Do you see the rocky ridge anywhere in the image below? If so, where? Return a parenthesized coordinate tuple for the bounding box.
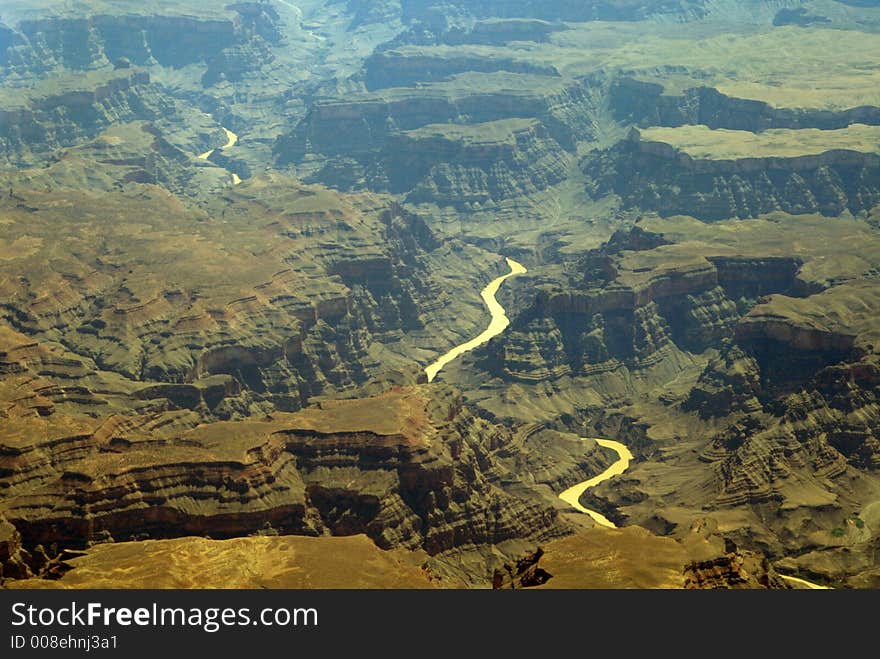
(611, 78, 880, 133)
(584, 129, 880, 220)
(0, 384, 618, 584)
(275, 72, 602, 180)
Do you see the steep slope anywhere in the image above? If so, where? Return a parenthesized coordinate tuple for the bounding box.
(585, 126, 880, 220)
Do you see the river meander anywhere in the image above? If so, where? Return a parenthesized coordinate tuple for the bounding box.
(197, 127, 240, 184)
(424, 256, 830, 589)
(425, 257, 527, 383)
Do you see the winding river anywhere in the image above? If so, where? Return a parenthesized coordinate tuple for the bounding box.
(197, 127, 241, 184)
(558, 439, 634, 528)
(423, 256, 632, 524)
(425, 257, 527, 383)
(425, 256, 830, 589)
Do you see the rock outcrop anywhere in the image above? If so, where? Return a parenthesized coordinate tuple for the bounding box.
(399, 0, 711, 24)
(584, 130, 880, 220)
(492, 525, 788, 589)
(0, 386, 573, 585)
(385, 18, 566, 49)
(480, 227, 807, 383)
(457, 212, 879, 589)
(683, 344, 762, 418)
(384, 119, 573, 206)
(0, 179, 487, 411)
(698, 284, 880, 504)
(683, 547, 788, 589)
(5, 534, 442, 589)
(735, 281, 876, 397)
(363, 48, 559, 91)
(610, 78, 880, 132)
(0, 516, 32, 581)
(275, 73, 600, 168)
(16, 15, 235, 70)
(0, 5, 286, 79)
(0, 69, 159, 163)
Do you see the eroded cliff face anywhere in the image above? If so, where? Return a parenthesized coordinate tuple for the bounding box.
(683, 345, 763, 418)
(697, 284, 880, 510)
(363, 49, 560, 91)
(399, 0, 712, 23)
(5, 534, 444, 589)
(493, 523, 789, 589)
(0, 516, 32, 580)
(0, 180, 501, 414)
(1, 168, 629, 586)
(0, 385, 600, 585)
(0, 5, 285, 78)
(386, 119, 573, 206)
(481, 227, 807, 384)
(611, 78, 880, 132)
(454, 212, 880, 586)
(384, 18, 567, 49)
(0, 2, 297, 177)
(0, 69, 161, 163)
(3, 0, 880, 590)
(584, 132, 880, 220)
(274, 74, 602, 201)
(286, 72, 606, 156)
(682, 547, 788, 589)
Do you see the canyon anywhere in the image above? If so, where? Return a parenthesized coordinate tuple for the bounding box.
(1, 0, 879, 589)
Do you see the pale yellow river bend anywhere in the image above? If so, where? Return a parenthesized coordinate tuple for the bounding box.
(426, 256, 829, 588)
(779, 575, 830, 590)
(425, 257, 527, 382)
(197, 127, 241, 184)
(558, 439, 634, 529)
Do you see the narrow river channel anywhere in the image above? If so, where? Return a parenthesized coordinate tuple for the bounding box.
(423, 256, 831, 589)
(425, 257, 527, 383)
(197, 127, 240, 184)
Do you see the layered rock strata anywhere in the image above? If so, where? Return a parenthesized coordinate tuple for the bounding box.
(584, 130, 880, 220)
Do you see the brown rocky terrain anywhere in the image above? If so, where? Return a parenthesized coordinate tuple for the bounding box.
(274, 72, 597, 172)
(585, 128, 880, 220)
(2, 0, 880, 590)
(493, 524, 788, 589)
(9, 520, 791, 590)
(0, 378, 624, 585)
(450, 212, 880, 588)
(1, 69, 156, 163)
(610, 78, 880, 133)
(385, 119, 573, 206)
(0, 171, 516, 403)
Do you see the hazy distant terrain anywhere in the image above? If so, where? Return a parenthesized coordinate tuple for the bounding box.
(1, 0, 878, 589)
